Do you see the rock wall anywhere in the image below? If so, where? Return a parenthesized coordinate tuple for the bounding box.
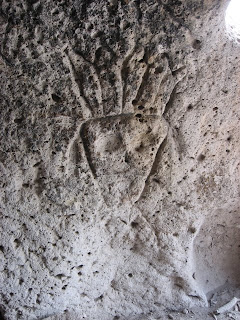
(0, 0, 240, 319)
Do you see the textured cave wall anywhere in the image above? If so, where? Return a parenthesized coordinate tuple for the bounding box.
(0, 0, 240, 319)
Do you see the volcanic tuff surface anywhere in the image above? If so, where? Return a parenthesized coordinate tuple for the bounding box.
(0, 0, 240, 319)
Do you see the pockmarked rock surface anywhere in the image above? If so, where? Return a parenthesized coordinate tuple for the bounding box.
(0, 0, 240, 319)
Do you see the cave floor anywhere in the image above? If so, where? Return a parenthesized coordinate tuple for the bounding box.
(44, 285, 240, 320)
(163, 284, 240, 320)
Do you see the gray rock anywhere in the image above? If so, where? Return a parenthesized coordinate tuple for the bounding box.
(0, 0, 239, 319)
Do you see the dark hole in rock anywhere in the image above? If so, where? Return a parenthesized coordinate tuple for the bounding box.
(55, 274, 65, 279)
(124, 153, 130, 163)
(95, 294, 104, 301)
(197, 154, 205, 161)
(192, 39, 202, 49)
(188, 227, 196, 234)
(14, 118, 24, 124)
(22, 183, 30, 188)
(154, 66, 164, 74)
(131, 221, 139, 228)
(33, 161, 42, 167)
(51, 93, 61, 103)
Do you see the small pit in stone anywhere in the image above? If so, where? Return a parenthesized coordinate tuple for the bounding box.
(55, 274, 66, 279)
(197, 153, 205, 161)
(131, 221, 139, 228)
(51, 93, 61, 103)
(192, 39, 202, 50)
(188, 227, 196, 234)
(154, 66, 164, 74)
(14, 118, 24, 124)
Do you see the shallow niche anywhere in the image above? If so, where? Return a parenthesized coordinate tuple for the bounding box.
(193, 204, 240, 295)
